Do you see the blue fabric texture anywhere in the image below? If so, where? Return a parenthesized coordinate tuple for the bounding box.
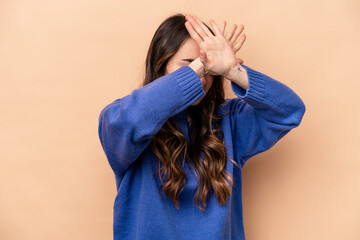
(98, 64, 306, 240)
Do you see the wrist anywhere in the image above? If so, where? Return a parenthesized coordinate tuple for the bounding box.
(225, 63, 249, 90)
(189, 58, 205, 78)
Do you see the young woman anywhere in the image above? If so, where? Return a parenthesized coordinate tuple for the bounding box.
(98, 13, 306, 240)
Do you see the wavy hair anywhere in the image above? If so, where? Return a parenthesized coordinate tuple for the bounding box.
(139, 13, 240, 211)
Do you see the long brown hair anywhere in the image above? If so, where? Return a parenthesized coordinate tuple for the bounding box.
(140, 13, 240, 211)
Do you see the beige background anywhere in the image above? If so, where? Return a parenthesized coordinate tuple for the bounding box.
(1, 0, 359, 239)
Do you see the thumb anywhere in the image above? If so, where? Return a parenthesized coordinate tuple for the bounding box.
(199, 49, 208, 64)
(236, 57, 244, 65)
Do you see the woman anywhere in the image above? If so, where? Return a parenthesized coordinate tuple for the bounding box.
(98, 13, 306, 240)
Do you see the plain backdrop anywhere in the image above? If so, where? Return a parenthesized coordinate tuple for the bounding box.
(1, 0, 359, 239)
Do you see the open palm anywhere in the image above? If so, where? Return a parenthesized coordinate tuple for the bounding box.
(185, 15, 246, 76)
(198, 34, 238, 76)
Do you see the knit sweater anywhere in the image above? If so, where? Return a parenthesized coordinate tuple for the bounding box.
(98, 64, 306, 240)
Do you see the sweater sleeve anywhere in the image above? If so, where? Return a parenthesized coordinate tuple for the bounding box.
(98, 66, 205, 176)
(230, 64, 306, 168)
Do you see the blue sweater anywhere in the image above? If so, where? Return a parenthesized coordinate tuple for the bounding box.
(98, 64, 306, 240)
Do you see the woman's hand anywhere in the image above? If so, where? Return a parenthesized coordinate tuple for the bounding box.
(220, 20, 246, 64)
(184, 15, 245, 77)
(221, 21, 246, 53)
(189, 16, 246, 56)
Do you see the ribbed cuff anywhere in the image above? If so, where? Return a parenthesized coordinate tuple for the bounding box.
(231, 64, 266, 104)
(172, 66, 205, 105)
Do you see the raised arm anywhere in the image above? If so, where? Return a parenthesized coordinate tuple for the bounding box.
(184, 15, 306, 167)
(229, 64, 306, 168)
(98, 66, 204, 176)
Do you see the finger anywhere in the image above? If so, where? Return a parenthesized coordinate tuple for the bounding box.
(230, 24, 244, 44)
(225, 24, 237, 41)
(185, 21, 203, 46)
(233, 34, 246, 53)
(208, 19, 223, 36)
(185, 15, 209, 41)
(233, 35, 246, 53)
(219, 20, 227, 36)
(193, 16, 214, 38)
